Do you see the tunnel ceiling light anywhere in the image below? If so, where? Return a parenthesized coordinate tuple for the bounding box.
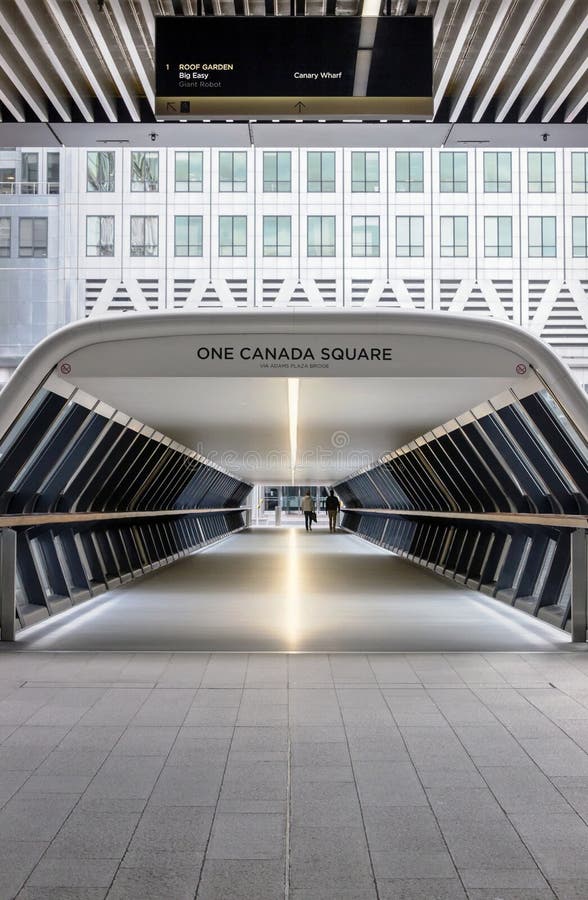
(288, 378, 299, 486)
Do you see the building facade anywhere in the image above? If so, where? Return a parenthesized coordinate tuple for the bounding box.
(1, 144, 588, 387)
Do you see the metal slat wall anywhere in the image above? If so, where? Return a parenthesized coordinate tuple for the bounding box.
(335, 383, 588, 632)
(0, 0, 585, 125)
(0, 380, 252, 633)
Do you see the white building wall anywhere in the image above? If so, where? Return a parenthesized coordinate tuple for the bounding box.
(1, 144, 587, 386)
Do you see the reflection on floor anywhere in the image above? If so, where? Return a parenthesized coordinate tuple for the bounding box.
(1, 649, 588, 899)
(18, 527, 569, 652)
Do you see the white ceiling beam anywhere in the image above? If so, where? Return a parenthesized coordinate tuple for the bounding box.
(473, 0, 544, 122)
(433, 0, 452, 45)
(564, 78, 588, 123)
(495, 0, 575, 122)
(434, 0, 482, 111)
(0, 44, 48, 121)
(519, 9, 588, 122)
(17, 0, 94, 122)
(45, 0, 117, 122)
(108, 0, 155, 110)
(543, 52, 588, 121)
(0, 72, 26, 122)
(0, 6, 72, 122)
(136, 0, 155, 46)
(449, 0, 511, 123)
(75, 0, 141, 122)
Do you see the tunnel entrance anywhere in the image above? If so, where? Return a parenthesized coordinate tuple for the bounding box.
(0, 312, 587, 648)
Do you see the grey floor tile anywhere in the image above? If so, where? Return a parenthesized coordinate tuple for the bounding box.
(0, 794, 79, 842)
(518, 735, 588, 777)
(417, 768, 487, 790)
(20, 774, 92, 794)
(111, 726, 179, 757)
(454, 723, 533, 767)
(183, 706, 238, 726)
(289, 724, 346, 743)
(26, 858, 118, 888)
(376, 878, 467, 899)
(196, 858, 285, 900)
(0, 771, 30, 806)
(400, 725, 477, 771)
(466, 890, 556, 900)
(220, 761, 287, 802)
(289, 825, 373, 891)
(126, 805, 213, 854)
(290, 889, 376, 900)
(207, 812, 285, 860)
(371, 849, 456, 880)
(459, 867, 553, 889)
(291, 765, 354, 783)
(354, 761, 427, 807)
(291, 741, 350, 766)
(436, 813, 537, 870)
(107, 861, 202, 900)
(16, 888, 107, 900)
(550, 880, 588, 899)
(131, 689, 196, 726)
(166, 726, 232, 766)
(192, 688, 243, 707)
(509, 811, 588, 878)
(34, 748, 110, 778)
(291, 780, 363, 827)
(148, 763, 225, 806)
(83, 756, 166, 801)
(0, 840, 49, 899)
(479, 765, 572, 816)
(46, 807, 140, 860)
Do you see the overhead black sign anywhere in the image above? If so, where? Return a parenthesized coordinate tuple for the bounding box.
(155, 16, 433, 119)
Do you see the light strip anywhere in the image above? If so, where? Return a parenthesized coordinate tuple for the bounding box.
(288, 378, 299, 486)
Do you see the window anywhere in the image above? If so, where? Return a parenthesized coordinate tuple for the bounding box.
(19, 217, 48, 257)
(219, 215, 247, 256)
(396, 151, 424, 192)
(0, 218, 10, 257)
(351, 216, 380, 256)
(484, 216, 512, 257)
(440, 216, 468, 256)
(174, 216, 203, 257)
(263, 216, 291, 256)
(86, 216, 114, 257)
(439, 152, 467, 192)
(572, 217, 588, 257)
(175, 151, 202, 192)
(351, 152, 379, 192)
(219, 152, 247, 192)
(396, 216, 424, 257)
(484, 152, 511, 192)
(21, 152, 39, 194)
(87, 151, 115, 192)
(307, 215, 335, 256)
(528, 216, 556, 257)
(263, 152, 291, 192)
(528, 152, 555, 192)
(0, 168, 15, 194)
(47, 152, 60, 194)
(131, 152, 159, 192)
(307, 152, 335, 192)
(572, 153, 588, 192)
(130, 216, 158, 256)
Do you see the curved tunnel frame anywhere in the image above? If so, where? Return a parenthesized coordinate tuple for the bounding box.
(1, 310, 588, 642)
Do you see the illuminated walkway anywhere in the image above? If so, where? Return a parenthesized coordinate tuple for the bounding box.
(19, 526, 569, 652)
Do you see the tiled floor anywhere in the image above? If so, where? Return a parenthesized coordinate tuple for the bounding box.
(2, 651, 588, 898)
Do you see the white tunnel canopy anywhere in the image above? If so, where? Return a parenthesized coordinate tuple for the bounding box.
(2, 311, 587, 485)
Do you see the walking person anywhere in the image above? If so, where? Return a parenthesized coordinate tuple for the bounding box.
(325, 489, 340, 533)
(300, 490, 315, 532)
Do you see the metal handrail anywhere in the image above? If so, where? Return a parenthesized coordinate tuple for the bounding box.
(0, 507, 251, 528)
(342, 507, 588, 529)
(0, 181, 60, 195)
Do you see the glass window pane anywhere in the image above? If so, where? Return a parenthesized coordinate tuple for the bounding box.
(396, 152, 408, 191)
(0, 217, 10, 257)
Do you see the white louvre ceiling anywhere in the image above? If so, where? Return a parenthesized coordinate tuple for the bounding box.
(0, 0, 585, 135)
